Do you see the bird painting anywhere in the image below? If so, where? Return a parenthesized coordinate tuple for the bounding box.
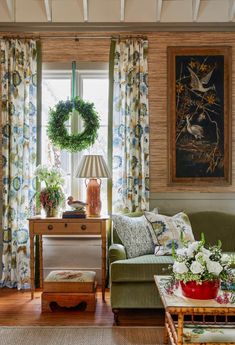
(168, 47, 230, 182)
(185, 115, 204, 140)
(187, 66, 215, 93)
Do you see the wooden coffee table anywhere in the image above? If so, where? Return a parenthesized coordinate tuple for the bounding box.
(155, 275, 235, 345)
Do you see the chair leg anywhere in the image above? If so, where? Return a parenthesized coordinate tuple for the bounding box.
(112, 309, 120, 325)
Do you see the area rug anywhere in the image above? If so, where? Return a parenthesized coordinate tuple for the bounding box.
(0, 326, 164, 345)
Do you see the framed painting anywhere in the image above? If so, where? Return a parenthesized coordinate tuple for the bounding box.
(168, 46, 232, 185)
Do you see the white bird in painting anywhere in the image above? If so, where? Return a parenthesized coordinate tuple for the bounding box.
(187, 67, 215, 93)
(186, 115, 204, 140)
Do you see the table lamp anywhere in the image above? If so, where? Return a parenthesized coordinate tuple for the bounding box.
(75, 155, 111, 217)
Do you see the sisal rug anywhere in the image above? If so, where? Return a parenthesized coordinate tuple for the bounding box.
(0, 326, 164, 345)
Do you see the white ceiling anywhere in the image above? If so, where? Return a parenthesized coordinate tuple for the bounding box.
(0, 0, 234, 24)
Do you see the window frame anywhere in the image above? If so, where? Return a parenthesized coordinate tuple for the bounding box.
(41, 63, 109, 207)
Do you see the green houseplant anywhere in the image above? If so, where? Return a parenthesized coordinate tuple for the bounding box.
(34, 165, 66, 217)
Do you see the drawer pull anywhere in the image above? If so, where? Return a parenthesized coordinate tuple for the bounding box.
(48, 224, 53, 230)
(81, 224, 87, 231)
(64, 223, 68, 228)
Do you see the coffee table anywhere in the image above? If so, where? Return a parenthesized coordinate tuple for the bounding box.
(155, 275, 235, 345)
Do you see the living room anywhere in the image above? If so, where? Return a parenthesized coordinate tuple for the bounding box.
(0, 0, 235, 344)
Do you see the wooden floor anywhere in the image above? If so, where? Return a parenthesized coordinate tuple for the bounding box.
(0, 288, 164, 327)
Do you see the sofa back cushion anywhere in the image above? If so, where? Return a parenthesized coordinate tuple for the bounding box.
(188, 211, 235, 252)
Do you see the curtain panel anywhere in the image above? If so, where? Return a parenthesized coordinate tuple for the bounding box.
(1, 39, 37, 289)
(112, 39, 149, 213)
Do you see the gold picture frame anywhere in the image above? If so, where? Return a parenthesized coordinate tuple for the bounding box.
(168, 46, 232, 185)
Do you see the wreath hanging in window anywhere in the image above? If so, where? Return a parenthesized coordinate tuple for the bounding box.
(47, 96, 100, 152)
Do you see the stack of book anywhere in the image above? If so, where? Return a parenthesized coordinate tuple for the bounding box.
(62, 207, 86, 219)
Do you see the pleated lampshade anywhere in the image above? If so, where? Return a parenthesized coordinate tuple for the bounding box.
(75, 155, 111, 179)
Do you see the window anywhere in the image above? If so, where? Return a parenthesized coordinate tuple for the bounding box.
(41, 64, 109, 213)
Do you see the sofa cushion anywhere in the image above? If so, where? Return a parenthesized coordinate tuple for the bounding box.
(188, 212, 235, 252)
(144, 211, 195, 255)
(111, 254, 174, 282)
(112, 215, 154, 258)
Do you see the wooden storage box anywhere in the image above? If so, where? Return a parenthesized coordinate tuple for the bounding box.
(41, 270, 97, 312)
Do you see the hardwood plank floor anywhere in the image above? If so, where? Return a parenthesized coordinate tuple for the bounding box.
(0, 288, 164, 326)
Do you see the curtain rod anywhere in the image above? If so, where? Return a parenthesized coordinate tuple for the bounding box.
(0, 34, 147, 40)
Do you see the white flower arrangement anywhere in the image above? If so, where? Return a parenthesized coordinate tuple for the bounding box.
(172, 233, 234, 284)
(34, 165, 66, 211)
(34, 165, 65, 189)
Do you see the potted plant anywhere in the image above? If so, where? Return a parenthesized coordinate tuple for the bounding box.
(34, 165, 66, 217)
(172, 233, 233, 299)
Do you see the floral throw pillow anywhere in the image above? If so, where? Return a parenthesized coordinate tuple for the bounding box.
(112, 215, 155, 258)
(144, 212, 195, 255)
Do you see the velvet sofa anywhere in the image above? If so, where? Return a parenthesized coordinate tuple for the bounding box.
(109, 211, 235, 321)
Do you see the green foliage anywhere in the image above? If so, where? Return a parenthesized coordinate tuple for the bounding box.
(47, 97, 100, 152)
(200, 232, 205, 245)
(172, 241, 176, 259)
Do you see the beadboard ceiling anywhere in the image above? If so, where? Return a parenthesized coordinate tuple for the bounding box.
(0, 0, 234, 26)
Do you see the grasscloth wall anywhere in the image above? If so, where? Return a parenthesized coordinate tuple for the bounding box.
(41, 31, 235, 193)
(1, 32, 235, 199)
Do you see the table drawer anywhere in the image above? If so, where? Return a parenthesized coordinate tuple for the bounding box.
(34, 222, 101, 235)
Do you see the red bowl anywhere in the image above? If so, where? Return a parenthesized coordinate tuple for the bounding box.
(180, 280, 220, 299)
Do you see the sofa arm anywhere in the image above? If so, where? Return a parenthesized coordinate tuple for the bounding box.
(109, 244, 127, 264)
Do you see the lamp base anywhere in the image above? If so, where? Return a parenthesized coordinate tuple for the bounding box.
(86, 178, 102, 217)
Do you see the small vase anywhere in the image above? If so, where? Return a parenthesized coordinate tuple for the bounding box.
(180, 279, 220, 300)
(43, 206, 59, 218)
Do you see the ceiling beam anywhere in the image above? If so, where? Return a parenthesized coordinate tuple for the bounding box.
(44, 0, 52, 22)
(156, 0, 163, 22)
(120, 0, 125, 22)
(83, 0, 88, 22)
(4, 0, 15, 21)
(229, 0, 235, 21)
(192, 0, 200, 22)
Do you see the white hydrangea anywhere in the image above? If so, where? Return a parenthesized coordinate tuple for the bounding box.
(195, 252, 210, 263)
(200, 247, 212, 257)
(176, 248, 187, 256)
(190, 261, 204, 274)
(206, 260, 223, 276)
(221, 254, 230, 264)
(187, 241, 200, 258)
(173, 262, 189, 274)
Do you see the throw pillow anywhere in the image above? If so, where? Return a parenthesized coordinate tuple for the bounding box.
(112, 215, 154, 258)
(144, 211, 195, 255)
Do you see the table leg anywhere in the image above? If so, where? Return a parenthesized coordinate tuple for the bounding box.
(30, 234, 35, 300)
(177, 313, 184, 345)
(39, 235, 43, 290)
(163, 313, 169, 344)
(101, 220, 106, 302)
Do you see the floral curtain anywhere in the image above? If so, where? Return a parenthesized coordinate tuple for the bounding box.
(1, 39, 37, 289)
(112, 39, 149, 213)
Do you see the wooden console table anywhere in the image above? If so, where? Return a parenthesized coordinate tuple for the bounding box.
(29, 216, 108, 301)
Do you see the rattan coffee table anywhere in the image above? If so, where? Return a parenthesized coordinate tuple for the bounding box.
(155, 275, 235, 345)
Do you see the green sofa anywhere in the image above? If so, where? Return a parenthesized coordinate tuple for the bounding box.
(109, 211, 235, 321)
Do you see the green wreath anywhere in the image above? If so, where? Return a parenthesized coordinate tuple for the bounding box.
(47, 97, 100, 152)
